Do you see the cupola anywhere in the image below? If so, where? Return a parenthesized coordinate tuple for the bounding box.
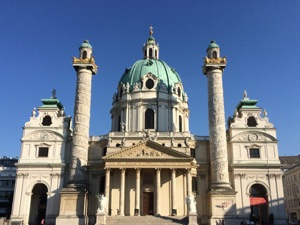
(79, 40, 93, 59)
(206, 40, 220, 59)
(143, 26, 159, 59)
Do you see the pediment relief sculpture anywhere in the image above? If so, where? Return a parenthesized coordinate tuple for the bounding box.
(231, 131, 277, 142)
(23, 130, 64, 141)
(104, 140, 191, 160)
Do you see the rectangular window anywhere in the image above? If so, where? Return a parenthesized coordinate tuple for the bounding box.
(190, 148, 196, 158)
(103, 147, 107, 157)
(192, 177, 198, 193)
(0, 181, 9, 187)
(250, 148, 260, 158)
(38, 147, 49, 157)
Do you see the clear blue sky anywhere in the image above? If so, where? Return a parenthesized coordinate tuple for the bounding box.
(0, 1, 299, 157)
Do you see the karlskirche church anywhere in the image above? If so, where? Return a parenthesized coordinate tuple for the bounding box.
(10, 28, 286, 225)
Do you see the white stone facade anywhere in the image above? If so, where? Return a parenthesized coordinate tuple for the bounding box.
(10, 34, 286, 225)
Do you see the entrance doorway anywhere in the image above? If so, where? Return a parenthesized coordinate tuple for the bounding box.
(249, 184, 269, 225)
(29, 184, 48, 225)
(142, 192, 154, 215)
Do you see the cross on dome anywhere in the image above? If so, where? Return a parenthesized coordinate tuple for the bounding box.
(52, 89, 57, 99)
(243, 89, 247, 98)
(149, 25, 153, 36)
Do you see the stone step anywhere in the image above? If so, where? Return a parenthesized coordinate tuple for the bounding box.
(106, 215, 188, 225)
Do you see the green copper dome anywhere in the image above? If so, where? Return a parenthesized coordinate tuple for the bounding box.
(80, 40, 92, 49)
(119, 59, 181, 89)
(207, 40, 219, 51)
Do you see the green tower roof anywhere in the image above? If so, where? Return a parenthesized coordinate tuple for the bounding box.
(206, 40, 219, 51)
(236, 98, 258, 110)
(40, 98, 64, 109)
(119, 59, 181, 89)
(80, 40, 92, 49)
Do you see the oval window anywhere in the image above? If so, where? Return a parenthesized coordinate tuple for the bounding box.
(145, 79, 154, 89)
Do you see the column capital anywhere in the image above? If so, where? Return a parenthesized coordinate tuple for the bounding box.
(155, 168, 161, 171)
(120, 168, 126, 172)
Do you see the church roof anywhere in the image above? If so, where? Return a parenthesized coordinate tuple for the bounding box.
(119, 59, 181, 89)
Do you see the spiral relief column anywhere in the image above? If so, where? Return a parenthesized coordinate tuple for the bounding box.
(203, 40, 231, 191)
(68, 40, 98, 187)
(56, 40, 97, 225)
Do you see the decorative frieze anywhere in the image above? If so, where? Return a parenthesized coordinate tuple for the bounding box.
(266, 173, 282, 179)
(16, 172, 29, 177)
(25, 131, 63, 141)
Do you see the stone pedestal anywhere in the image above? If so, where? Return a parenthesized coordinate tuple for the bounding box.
(208, 190, 237, 225)
(56, 187, 88, 225)
(188, 213, 198, 225)
(95, 212, 106, 225)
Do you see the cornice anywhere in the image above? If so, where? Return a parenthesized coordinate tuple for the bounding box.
(16, 163, 66, 168)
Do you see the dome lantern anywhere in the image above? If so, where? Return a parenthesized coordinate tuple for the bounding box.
(143, 26, 159, 60)
(206, 40, 220, 59)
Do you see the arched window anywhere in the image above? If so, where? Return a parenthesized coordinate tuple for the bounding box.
(247, 116, 258, 127)
(212, 51, 217, 59)
(99, 176, 105, 194)
(82, 51, 87, 59)
(155, 50, 157, 58)
(42, 116, 52, 126)
(118, 115, 121, 131)
(179, 115, 182, 132)
(119, 86, 123, 97)
(144, 50, 147, 58)
(177, 87, 181, 97)
(149, 48, 153, 58)
(145, 108, 154, 129)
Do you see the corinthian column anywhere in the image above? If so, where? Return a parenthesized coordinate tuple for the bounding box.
(171, 169, 177, 215)
(105, 168, 111, 212)
(119, 168, 126, 216)
(156, 168, 161, 215)
(68, 41, 97, 187)
(135, 168, 140, 216)
(203, 40, 231, 191)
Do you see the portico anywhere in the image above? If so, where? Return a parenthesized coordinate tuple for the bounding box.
(102, 140, 197, 216)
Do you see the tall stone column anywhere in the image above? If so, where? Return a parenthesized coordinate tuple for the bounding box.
(203, 41, 231, 191)
(119, 168, 126, 216)
(56, 40, 97, 225)
(202, 41, 236, 225)
(105, 168, 111, 213)
(69, 41, 98, 187)
(171, 169, 177, 215)
(135, 168, 140, 216)
(156, 168, 161, 215)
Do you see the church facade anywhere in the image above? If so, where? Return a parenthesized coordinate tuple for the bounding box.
(10, 29, 286, 225)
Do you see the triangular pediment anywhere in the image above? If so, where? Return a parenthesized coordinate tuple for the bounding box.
(103, 140, 192, 161)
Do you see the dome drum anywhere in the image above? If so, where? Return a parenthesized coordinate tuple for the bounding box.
(110, 31, 190, 133)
